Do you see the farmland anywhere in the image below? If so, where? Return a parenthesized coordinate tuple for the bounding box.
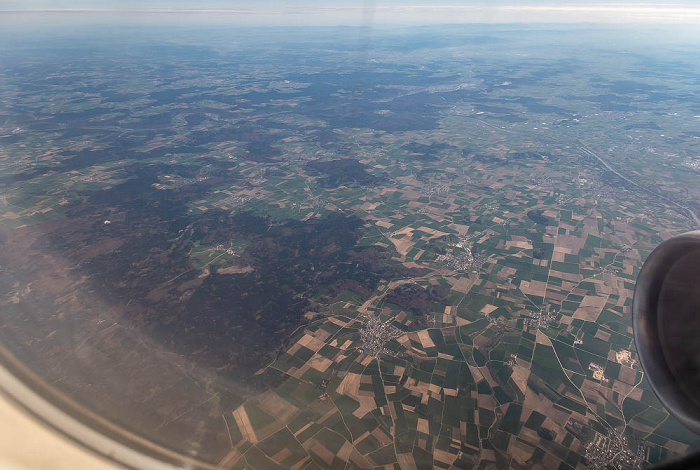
(0, 22, 698, 469)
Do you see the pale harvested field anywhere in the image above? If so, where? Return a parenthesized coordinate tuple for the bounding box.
(232, 407, 257, 444)
(573, 294, 608, 320)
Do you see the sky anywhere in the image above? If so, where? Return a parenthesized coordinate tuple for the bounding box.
(4, 0, 700, 6)
(1, 1, 700, 25)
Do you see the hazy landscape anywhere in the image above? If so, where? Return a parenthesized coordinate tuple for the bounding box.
(0, 17, 699, 469)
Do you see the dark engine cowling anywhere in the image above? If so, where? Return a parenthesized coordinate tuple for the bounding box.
(634, 230, 700, 435)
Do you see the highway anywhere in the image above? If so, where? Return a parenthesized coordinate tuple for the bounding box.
(578, 145, 700, 228)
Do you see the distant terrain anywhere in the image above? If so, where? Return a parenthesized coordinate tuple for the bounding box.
(0, 22, 698, 469)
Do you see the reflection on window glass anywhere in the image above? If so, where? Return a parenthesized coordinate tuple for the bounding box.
(0, 3, 699, 469)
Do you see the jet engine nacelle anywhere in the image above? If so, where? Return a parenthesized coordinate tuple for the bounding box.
(634, 230, 700, 435)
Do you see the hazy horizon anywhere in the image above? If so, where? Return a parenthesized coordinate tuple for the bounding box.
(2, 1, 700, 25)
